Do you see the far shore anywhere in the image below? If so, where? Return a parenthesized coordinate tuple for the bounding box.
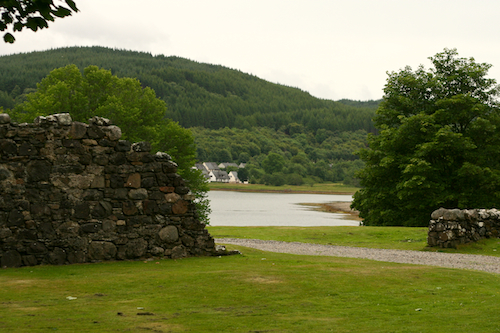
(208, 182, 358, 196)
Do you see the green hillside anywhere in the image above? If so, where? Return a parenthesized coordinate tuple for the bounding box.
(0, 46, 379, 185)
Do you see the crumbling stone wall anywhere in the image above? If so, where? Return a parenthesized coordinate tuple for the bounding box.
(428, 208, 500, 248)
(0, 113, 218, 268)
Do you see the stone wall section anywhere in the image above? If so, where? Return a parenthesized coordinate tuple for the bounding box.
(428, 208, 500, 248)
(0, 113, 217, 268)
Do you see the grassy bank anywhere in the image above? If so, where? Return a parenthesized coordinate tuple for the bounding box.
(208, 182, 359, 194)
(1, 245, 500, 332)
(208, 226, 500, 256)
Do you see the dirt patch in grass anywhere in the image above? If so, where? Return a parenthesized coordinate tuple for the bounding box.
(245, 275, 282, 284)
(2, 279, 38, 287)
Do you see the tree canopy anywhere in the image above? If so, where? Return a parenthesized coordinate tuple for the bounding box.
(1, 0, 78, 43)
(351, 49, 500, 227)
(11, 64, 211, 221)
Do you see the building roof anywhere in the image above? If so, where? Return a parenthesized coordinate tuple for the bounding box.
(210, 170, 230, 180)
(203, 162, 220, 171)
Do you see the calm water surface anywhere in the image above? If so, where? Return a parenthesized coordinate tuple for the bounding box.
(208, 190, 359, 226)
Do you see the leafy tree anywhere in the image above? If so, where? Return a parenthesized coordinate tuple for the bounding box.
(237, 167, 249, 182)
(352, 49, 500, 227)
(261, 152, 286, 174)
(12, 64, 211, 223)
(1, 0, 78, 43)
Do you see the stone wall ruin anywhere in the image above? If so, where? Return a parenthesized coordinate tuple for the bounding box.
(0, 113, 219, 268)
(428, 208, 500, 248)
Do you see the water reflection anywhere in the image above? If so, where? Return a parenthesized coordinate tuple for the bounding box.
(208, 190, 359, 226)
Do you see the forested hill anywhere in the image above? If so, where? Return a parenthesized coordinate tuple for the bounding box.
(0, 46, 380, 186)
(0, 46, 377, 133)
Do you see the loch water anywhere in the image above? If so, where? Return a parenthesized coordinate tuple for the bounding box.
(207, 190, 359, 226)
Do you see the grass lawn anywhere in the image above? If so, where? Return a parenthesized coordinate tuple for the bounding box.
(1, 245, 500, 333)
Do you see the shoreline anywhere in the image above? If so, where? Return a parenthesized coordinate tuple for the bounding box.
(208, 187, 356, 195)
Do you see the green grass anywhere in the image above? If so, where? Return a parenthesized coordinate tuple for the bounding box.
(1, 247, 500, 332)
(208, 182, 359, 194)
(208, 226, 500, 256)
(2, 226, 500, 332)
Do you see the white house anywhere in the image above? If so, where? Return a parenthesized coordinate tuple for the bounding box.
(209, 170, 230, 183)
(228, 171, 240, 183)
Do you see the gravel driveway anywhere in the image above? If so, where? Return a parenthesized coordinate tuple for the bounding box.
(216, 238, 500, 274)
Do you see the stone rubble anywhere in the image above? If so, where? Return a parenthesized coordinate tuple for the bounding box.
(0, 113, 221, 268)
(428, 207, 500, 248)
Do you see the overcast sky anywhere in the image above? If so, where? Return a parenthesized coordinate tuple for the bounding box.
(1, 0, 500, 101)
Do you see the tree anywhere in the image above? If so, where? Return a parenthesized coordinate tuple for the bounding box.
(351, 49, 500, 227)
(261, 152, 286, 174)
(12, 64, 211, 223)
(1, 0, 78, 43)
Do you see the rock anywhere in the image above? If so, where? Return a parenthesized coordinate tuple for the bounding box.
(155, 152, 171, 160)
(171, 245, 187, 259)
(69, 122, 88, 139)
(0, 113, 11, 124)
(88, 241, 117, 261)
(122, 201, 139, 216)
(128, 188, 148, 200)
(165, 193, 180, 203)
(172, 200, 189, 215)
(123, 238, 148, 258)
(159, 225, 179, 243)
(45, 247, 67, 265)
(54, 113, 72, 126)
(103, 125, 122, 141)
(1, 250, 22, 267)
(431, 208, 448, 220)
(89, 116, 112, 126)
(131, 141, 151, 152)
(150, 246, 165, 256)
(125, 173, 141, 188)
(26, 160, 52, 182)
(115, 140, 131, 152)
(0, 139, 17, 155)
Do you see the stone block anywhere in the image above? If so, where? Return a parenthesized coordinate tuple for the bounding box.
(69, 122, 88, 139)
(172, 200, 189, 215)
(44, 247, 66, 265)
(26, 160, 52, 182)
(1, 250, 22, 267)
(0, 113, 11, 124)
(0, 139, 17, 155)
(171, 245, 187, 259)
(87, 126, 105, 139)
(125, 173, 141, 188)
(88, 241, 117, 261)
(122, 201, 138, 216)
(165, 193, 180, 203)
(90, 176, 105, 188)
(159, 225, 179, 243)
(132, 141, 151, 152)
(115, 140, 131, 152)
(129, 188, 148, 200)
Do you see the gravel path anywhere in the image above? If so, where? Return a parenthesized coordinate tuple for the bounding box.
(215, 238, 500, 274)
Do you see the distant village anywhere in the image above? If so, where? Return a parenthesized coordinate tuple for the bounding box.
(194, 162, 247, 183)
